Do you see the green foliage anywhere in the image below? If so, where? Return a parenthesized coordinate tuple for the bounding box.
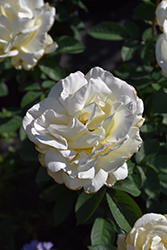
(0, 82, 8, 97)
(88, 22, 127, 41)
(90, 218, 115, 246)
(75, 187, 106, 225)
(106, 189, 142, 232)
(134, 1, 155, 22)
(55, 36, 85, 54)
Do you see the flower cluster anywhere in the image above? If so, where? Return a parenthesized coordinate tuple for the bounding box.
(117, 213, 167, 250)
(0, 0, 57, 70)
(156, 0, 167, 76)
(21, 240, 56, 250)
(23, 67, 144, 193)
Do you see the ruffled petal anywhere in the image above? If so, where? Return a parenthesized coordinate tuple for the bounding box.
(84, 168, 108, 193)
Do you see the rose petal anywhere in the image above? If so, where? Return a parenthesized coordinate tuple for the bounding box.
(156, 0, 167, 27)
(84, 168, 108, 193)
(45, 148, 69, 172)
(23, 4, 55, 53)
(106, 162, 128, 187)
(117, 234, 127, 250)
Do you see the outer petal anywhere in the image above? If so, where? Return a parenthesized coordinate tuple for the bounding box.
(45, 148, 69, 172)
(84, 168, 108, 193)
(47, 169, 64, 184)
(23, 5, 55, 52)
(106, 162, 128, 187)
(23, 0, 44, 9)
(62, 171, 87, 190)
(0, 49, 19, 58)
(156, 33, 167, 77)
(156, 0, 167, 27)
(132, 213, 167, 230)
(48, 71, 88, 103)
(117, 234, 127, 250)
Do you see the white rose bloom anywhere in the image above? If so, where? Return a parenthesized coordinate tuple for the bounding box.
(23, 67, 144, 193)
(0, 0, 57, 70)
(117, 213, 167, 250)
(156, 0, 167, 77)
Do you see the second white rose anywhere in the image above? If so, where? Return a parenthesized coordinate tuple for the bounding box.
(0, 0, 57, 70)
(23, 67, 144, 193)
(117, 213, 167, 250)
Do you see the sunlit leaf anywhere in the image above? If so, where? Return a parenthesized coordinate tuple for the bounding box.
(0, 116, 22, 133)
(113, 177, 141, 197)
(88, 22, 127, 41)
(91, 218, 115, 246)
(121, 40, 139, 61)
(106, 189, 142, 232)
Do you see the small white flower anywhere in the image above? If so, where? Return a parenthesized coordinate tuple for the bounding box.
(117, 213, 167, 250)
(0, 0, 57, 70)
(23, 67, 144, 193)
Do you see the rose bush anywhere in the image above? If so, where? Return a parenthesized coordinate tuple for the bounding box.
(0, 0, 57, 70)
(117, 213, 167, 250)
(23, 67, 144, 193)
(156, 0, 167, 77)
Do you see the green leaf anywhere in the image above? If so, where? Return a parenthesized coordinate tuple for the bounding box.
(141, 36, 158, 64)
(142, 28, 153, 41)
(113, 177, 141, 197)
(19, 126, 27, 141)
(134, 2, 155, 22)
(106, 189, 142, 232)
(88, 22, 127, 41)
(77, 0, 88, 12)
(36, 167, 52, 183)
(55, 36, 85, 54)
(91, 218, 115, 246)
(38, 61, 65, 81)
(0, 82, 8, 97)
(123, 20, 140, 39)
(19, 139, 38, 161)
(0, 116, 22, 134)
(146, 198, 163, 213)
(18, 82, 41, 92)
(121, 40, 139, 61)
(20, 91, 41, 110)
(75, 187, 106, 225)
(88, 245, 116, 250)
(152, 155, 167, 174)
(159, 173, 167, 196)
(53, 190, 77, 226)
(153, 88, 167, 113)
(129, 71, 152, 89)
(114, 64, 134, 80)
(142, 166, 161, 199)
(41, 80, 55, 90)
(135, 139, 160, 164)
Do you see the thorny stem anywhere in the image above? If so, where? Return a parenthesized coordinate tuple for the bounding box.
(152, 0, 160, 36)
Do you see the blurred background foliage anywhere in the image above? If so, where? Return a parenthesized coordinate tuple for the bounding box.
(1, 0, 167, 249)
